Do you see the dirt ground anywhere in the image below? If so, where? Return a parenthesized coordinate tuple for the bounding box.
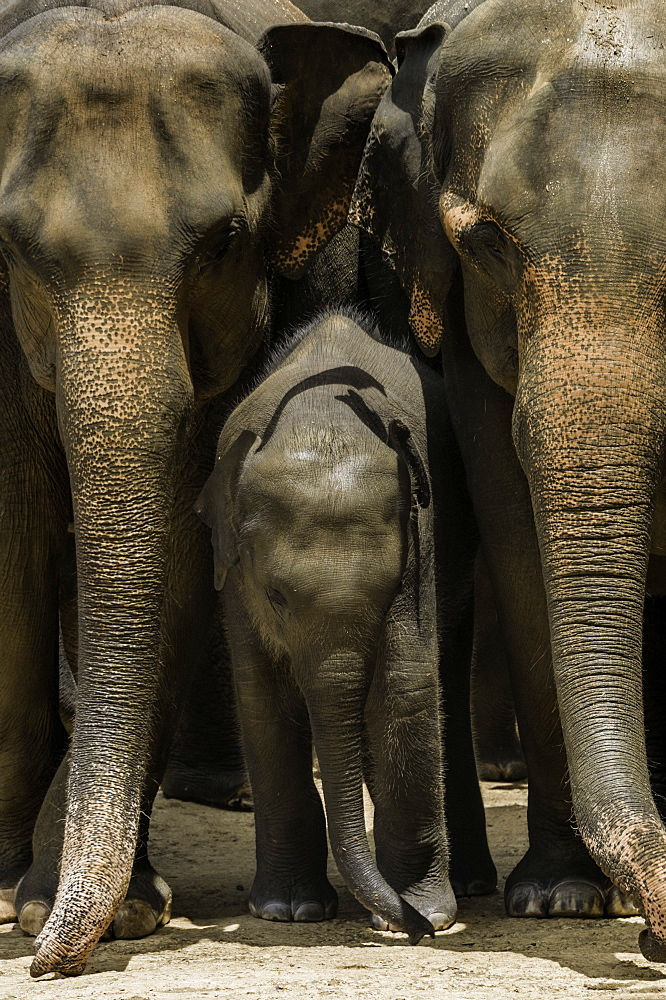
(1, 781, 664, 1000)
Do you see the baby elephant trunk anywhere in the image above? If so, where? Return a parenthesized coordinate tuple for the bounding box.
(304, 650, 434, 944)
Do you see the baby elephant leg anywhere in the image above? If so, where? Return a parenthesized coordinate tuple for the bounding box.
(225, 583, 336, 923)
(365, 609, 456, 932)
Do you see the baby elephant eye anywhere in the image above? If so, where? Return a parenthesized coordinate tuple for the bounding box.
(266, 586, 287, 609)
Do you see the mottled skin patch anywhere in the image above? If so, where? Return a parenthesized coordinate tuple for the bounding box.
(0, 0, 392, 979)
(352, 0, 666, 955)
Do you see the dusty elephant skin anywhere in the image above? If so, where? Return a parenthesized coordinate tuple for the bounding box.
(197, 310, 484, 944)
(0, 0, 392, 978)
(350, 0, 666, 961)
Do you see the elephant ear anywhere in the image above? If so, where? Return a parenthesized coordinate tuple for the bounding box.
(258, 22, 393, 278)
(388, 419, 431, 509)
(195, 430, 259, 592)
(349, 19, 456, 357)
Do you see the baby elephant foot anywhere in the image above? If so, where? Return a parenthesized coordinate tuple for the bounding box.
(162, 766, 253, 812)
(371, 877, 457, 933)
(17, 862, 171, 940)
(249, 870, 338, 923)
(505, 846, 638, 918)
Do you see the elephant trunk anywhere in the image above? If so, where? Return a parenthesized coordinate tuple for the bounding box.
(31, 288, 193, 977)
(513, 321, 666, 959)
(304, 650, 434, 945)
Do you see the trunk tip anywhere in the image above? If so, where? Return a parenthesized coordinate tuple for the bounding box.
(639, 928, 666, 963)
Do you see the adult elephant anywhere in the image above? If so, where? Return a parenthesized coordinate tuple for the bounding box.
(350, 0, 666, 958)
(0, 0, 391, 977)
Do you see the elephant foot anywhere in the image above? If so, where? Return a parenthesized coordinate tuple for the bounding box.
(0, 861, 32, 923)
(17, 860, 171, 941)
(450, 838, 497, 897)
(161, 764, 253, 811)
(249, 868, 338, 922)
(505, 845, 638, 918)
(371, 878, 457, 932)
(475, 735, 527, 783)
(112, 864, 172, 939)
(476, 754, 527, 783)
(0, 886, 17, 923)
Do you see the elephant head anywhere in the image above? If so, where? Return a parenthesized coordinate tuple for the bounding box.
(351, 0, 666, 959)
(0, 1, 391, 975)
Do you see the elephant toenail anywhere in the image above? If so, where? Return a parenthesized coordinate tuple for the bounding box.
(548, 882, 604, 917)
(0, 887, 17, 924)
(294, 902, 324, 922)
(506, 883, 549, 917)
(259, 902, 293, 922)
(113, 900, 159, 939)
(427, 911, 456, 931)
(605, 885, 639, 917)
(19, 901, 51, 937)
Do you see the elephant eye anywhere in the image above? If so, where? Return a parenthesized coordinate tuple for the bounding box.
(460, 221, 508, 258)
(194, 223, 240, 272)
(458, 220, 520, 293)
(266, 585, 287, 610)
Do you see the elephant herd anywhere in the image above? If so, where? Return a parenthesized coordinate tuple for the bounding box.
(2, 0, 666, 981)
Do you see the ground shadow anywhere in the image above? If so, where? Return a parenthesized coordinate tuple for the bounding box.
(7, 789, 666, 988)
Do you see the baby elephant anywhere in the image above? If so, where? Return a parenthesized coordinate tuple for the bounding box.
(197, 311, 457, 943)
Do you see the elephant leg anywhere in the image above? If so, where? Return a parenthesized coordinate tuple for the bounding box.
(21, 429, 220, 944)
(365, 615, 457, 932)
(162, 595, 251, 811)
(0, 379, 69, 922)
(441, 307, 637, 919)
(643, 594, 666, 822)
(471, 553, 526, 783)
(225, 581, 336, 924)
(437, 577, 498, 898)
(16, 751, 171, 939)
(426, 400, 496, 897)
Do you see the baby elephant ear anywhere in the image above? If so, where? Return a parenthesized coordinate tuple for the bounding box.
(259, 22, 393, 278)
(388, 420, 431, 509)
(195, 430, 259, 592)
(349, 20, 456, 357)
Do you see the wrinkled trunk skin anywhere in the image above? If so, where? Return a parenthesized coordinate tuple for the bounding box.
(304, 650, 434, 945)
(31, 283, 193, 977)
(513, 318, 666, 959)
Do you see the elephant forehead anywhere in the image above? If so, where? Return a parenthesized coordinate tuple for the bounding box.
(0, 6, 269, 125)
(0, 7, 271, 253)
(441, 1, 666, 256)
(241, 443, 402, 525)
(439, 0, 666, 157)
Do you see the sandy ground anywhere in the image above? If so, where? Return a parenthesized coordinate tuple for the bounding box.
(1, 782, 664, 1000)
